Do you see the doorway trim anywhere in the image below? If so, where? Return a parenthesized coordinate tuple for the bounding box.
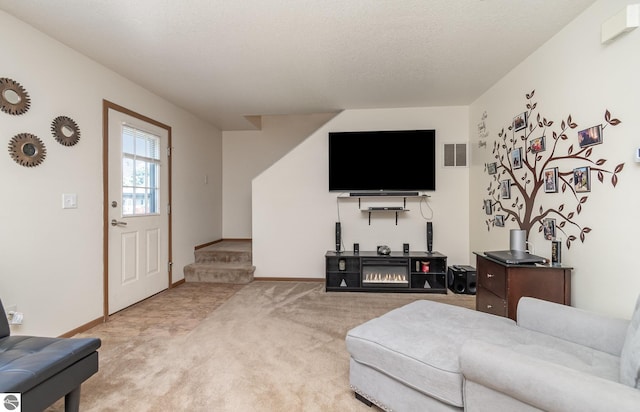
(102, 100, 173, 320)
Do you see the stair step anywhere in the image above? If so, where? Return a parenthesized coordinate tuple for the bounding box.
(194, 249, 252, 264)
(184, 262, 255, 284)
(185, 240, 254, 284)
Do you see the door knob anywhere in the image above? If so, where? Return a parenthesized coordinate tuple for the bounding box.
(111, 219, 127, 227)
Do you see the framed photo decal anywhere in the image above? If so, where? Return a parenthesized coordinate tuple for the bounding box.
(530, 136, 546, 153)
(543, 167, 558, 193)
(543, 218, 556, 240)
(487, 162, 497, 175)
(513, 112, 527, 132)
(578, 124, 603, 148)
(573, 166, 591, 192)
(511, 147, 523, 169)
(484, 199, 492, 215)
(500, 179, 511, 199)
(495, 215, 505, 227)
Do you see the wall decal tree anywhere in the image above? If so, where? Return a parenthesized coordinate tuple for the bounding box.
(484, 90, 624, 249)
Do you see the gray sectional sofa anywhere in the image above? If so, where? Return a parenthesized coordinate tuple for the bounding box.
(346, 296, 640, 411)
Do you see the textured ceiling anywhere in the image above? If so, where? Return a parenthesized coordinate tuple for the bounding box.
(0, 0, 596, 130)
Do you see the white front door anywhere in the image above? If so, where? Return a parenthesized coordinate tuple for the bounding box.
(107, 107, 170, 314)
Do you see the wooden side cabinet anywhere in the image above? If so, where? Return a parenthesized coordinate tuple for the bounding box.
(475, 253, 572, 321)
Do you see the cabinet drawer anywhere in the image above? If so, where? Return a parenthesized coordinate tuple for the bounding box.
(478, 259, 507, 298)
(476, 288, 507, 317)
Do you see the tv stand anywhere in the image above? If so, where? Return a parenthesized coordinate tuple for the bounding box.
(326, 251, 447, 293)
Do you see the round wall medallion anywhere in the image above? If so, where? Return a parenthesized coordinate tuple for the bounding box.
(51, 116, 81, 146)
(0, 77, 31, 115)
(8, 133, 46, 167)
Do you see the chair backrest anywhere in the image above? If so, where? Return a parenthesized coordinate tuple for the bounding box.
(0, 299, 10, 338)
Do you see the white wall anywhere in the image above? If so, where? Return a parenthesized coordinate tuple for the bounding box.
(222, 113, 336, 238)
(0, 11, 222, 336)
(469, 0, 640, 318)
(253, 106, 470, 278)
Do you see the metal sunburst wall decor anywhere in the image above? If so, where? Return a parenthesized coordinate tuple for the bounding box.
(0, 77, 31, 115)
(8, 133, 47, 167)
(51, 115, 81, 146)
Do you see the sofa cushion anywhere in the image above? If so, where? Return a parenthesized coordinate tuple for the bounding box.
(346, 300, 516, 407)
(487, 327, 621, 383)
(0, 335, 101, 392)
(620, 295, 640, 388)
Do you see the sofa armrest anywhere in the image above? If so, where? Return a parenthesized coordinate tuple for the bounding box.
(460, 340, 640, 412)
(517, 297, 629, 356)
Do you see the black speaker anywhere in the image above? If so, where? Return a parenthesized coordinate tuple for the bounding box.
(335, 222, 341, 252)
(426, 222, 433, 253)
(354, 243, 359, 254)
(403, 243, 409, 254)
(447, 265, 477, 295)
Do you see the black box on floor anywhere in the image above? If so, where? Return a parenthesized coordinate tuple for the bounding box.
(447, 265, 476, 295)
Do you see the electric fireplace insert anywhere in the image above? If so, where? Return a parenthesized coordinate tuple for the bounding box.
(361, 258, 409, 288)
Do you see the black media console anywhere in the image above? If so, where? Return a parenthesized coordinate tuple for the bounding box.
(325, 251, 447, 293)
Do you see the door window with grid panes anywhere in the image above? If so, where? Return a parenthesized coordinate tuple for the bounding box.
(121, 125, 161, 216)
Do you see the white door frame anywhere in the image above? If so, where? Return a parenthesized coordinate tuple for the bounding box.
(102, 100, 173, 319)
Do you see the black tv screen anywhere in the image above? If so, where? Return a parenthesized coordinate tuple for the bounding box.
(328, 129, 436, 192)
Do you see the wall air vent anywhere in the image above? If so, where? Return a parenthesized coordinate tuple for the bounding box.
(443, 143, 468, 167)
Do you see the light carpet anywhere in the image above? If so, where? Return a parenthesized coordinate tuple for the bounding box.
(52, 281, 475, 411)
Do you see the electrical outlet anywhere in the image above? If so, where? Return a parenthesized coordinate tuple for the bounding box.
(10, 312, 23, 325)
(5, 305, 23, 325)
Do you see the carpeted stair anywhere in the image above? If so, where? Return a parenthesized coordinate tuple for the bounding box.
(183, 240, 255, 284)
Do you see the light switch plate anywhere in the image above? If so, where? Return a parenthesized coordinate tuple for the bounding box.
(62, 193, 77, 209)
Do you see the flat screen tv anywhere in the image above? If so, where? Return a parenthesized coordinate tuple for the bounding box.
(328, 129, 436, 193)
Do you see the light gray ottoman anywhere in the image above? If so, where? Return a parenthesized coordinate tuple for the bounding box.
(346, 300, 516, 411)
